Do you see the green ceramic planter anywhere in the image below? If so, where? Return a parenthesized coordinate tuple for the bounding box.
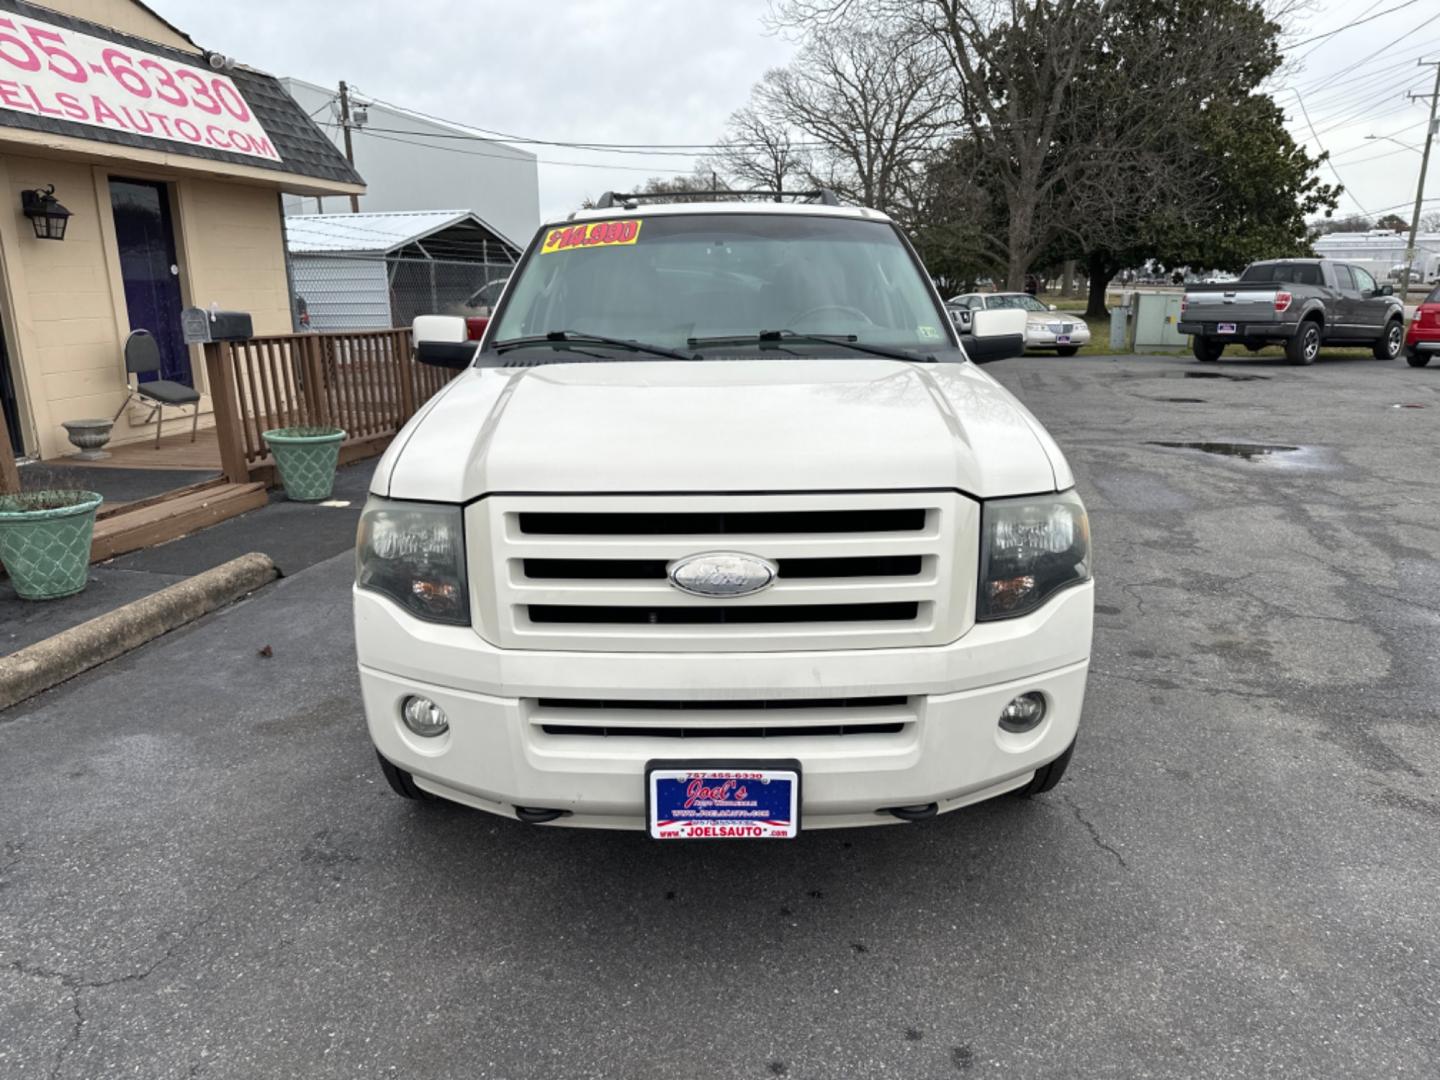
(262, 426, 347, 502)
(0, 491, 103, 600)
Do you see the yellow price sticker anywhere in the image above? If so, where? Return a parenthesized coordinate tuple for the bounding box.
(542, 219, 642, 254)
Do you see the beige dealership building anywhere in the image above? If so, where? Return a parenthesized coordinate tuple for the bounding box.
(0, 0, 363, 462)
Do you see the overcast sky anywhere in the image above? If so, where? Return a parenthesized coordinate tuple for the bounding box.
(151, 0, 1438, 231)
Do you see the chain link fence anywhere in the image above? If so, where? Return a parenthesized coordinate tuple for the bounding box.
(288, 253, 514, 332)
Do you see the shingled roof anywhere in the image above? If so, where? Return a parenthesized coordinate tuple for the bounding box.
(0, 0, 363, 188)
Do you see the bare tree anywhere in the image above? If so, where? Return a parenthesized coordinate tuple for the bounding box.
(707, 104, 808, 195)
(742, 26, 954, 216)
(774, 0, 1298, 290)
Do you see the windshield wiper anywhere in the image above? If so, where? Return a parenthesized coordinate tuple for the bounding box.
(492, 330, 696, 361)
(688, 330, 936, 363)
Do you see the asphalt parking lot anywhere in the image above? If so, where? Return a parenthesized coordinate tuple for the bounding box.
(2, 352, 1438, 1079)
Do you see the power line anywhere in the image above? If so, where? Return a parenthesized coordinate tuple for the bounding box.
(1288, 0, 1427, 51)
(355, 129, 680, 173)
(1291, 89, 1372, 217)
(1286, 0, 1387, 65)
(349, 89, 783, 154)
(351, 125, 728, 158)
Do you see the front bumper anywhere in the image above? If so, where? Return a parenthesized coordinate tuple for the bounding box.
(355, 581, 1093, 830)
(1026, 326, 1091, 348)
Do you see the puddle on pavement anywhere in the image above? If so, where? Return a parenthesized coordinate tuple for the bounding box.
(1160, 397, 1207, 403)
(1182, 371, 1270, 382)
(1149, 441, 1305, 462)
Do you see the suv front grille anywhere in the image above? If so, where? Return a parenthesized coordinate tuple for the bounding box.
(466, 492, 978, 652)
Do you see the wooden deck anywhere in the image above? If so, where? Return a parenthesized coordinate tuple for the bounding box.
(90, 481, 267, 562)
(43, 427, 223, 472)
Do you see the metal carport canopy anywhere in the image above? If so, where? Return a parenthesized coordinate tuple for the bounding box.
(284, 209, 521, 262)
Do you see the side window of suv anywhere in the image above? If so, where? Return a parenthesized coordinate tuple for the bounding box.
(1352, 266, 1377, 294)
(1333, 264, 1355, 290)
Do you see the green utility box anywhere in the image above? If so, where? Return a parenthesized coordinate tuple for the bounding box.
(1134, 293, 1187, 348)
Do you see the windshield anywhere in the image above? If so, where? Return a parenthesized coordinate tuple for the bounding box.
(488, 213, 951, 354)
(986, 294, 1048, 312)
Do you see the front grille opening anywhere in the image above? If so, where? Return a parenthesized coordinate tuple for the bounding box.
(522, 555, 924, 580)
(534, 696, 912, 738)
(518, 508, 927, 536)
(537, 695, 908, 711)
(540, 722, 906, 739)
(526, 602, 920, 625)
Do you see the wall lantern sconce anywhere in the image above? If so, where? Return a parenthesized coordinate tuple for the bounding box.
(21, 185, 72, 241)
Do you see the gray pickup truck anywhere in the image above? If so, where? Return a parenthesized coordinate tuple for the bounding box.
(1179, 258, 1405, 365)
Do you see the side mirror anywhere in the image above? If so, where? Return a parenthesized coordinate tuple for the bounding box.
(965, 309, 1027, 363)
(1377, 284, 1394, 297)
(413, 315, 476, 369)
(1048, 303, 1058, 311)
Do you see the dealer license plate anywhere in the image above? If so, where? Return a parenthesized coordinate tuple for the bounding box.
(646, 761, 801, 840)
(1217, 322, 1237, 334)
(1056, 335, 1071, 345)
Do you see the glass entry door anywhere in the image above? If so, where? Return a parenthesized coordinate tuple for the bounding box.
(109, 178, 191, 386)
(0, 298, 21, 456)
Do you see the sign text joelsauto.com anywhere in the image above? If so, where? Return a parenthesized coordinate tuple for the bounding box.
(0, 12, 278, 162)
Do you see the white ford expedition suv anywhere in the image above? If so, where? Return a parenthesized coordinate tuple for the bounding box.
(354, 193, 1092, 839)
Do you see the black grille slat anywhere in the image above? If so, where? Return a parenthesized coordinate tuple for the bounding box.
(518, 508, 926, 536)
(540, 722, 906, 739)
(525, 559, 667, 579)
(527, 602, 919, 625)
(537, 696, 908, 711)
(521, 555, 924, 580)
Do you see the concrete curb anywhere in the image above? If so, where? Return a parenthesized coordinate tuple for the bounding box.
(0, 552, 279, 711)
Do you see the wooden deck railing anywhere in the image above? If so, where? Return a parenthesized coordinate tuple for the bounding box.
(204, 327, 459, 483)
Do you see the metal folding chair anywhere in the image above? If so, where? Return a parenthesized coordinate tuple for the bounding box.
(111, 329, 201, 448)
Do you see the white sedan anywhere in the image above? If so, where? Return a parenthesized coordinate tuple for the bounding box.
(948, 292, 1091, 355)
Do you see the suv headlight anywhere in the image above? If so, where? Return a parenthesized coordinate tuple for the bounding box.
(977, 489, 1090, 621)
(355, 497, 469, 625)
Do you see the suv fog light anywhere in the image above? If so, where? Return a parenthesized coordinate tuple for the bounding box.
(999, 692, 1046, 733)
(401, 696, 449, 737)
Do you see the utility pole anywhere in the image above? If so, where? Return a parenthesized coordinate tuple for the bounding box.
(338, 80, 360, 213)
(1402, 62, 1440, 296)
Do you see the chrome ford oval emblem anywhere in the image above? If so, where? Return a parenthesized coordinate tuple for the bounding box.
(667, 551, 776, 598)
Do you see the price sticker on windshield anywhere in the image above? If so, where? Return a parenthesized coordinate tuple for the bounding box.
(542, 219, 642, 254)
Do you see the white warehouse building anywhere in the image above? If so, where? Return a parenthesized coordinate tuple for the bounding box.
(1312, 230, 1440, 284)
(278, 78, 540, 249)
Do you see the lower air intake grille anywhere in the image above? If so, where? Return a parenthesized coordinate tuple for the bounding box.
(527, 602, 920, 625)
(531, 695, 915, 740)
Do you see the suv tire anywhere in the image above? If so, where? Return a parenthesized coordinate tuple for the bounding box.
(1407, 348, 1432, 368)
(1191, 336, 1224, 362)
(376, 751, 433, 801)
(1374, 319, 1404, 360)
(1015, 741, 1075, 796)
(1286, 320, 1321, 365)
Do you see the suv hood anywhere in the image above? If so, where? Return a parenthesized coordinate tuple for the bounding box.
(375, 359, 1069, 501)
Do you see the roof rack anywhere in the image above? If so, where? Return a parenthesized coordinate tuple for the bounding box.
(594, 189, 842, 210)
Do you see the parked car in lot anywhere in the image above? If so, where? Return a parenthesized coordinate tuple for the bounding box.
(1404, 282, 1440, 367)
(1179, 258, 1405, 365)
(948, 292, 1091, 355)
(356, 193, 1093, 839)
